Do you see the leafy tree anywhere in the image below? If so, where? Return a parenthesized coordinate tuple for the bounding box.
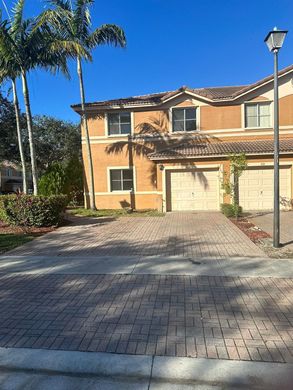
(0, 107, 81, 174)
(30, 115, 81, 173)
(38, 162, 66, 196)
(38, 0, 126, 210)
(64, 156, 84, 205)
(0, 91, 24, 161)
(39, 156, 83, 205)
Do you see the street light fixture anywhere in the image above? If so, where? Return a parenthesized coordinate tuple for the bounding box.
(264, 27, 288, 248)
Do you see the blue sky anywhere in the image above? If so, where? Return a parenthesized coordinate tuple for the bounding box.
(1, 0, 293, 123)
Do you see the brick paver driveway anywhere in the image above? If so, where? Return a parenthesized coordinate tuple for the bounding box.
(0, 273, 292, 363)
(9, 212, 265, 258)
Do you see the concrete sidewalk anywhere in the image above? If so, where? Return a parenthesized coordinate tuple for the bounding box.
(0, 254, 293, 277)
(0, 347, 293, 390)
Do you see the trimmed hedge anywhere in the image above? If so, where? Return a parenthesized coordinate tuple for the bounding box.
(0, 194, 68, 227)
(220, 203, 243, 218)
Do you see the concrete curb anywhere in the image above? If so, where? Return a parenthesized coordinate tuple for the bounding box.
(0, 255, 293, 277)
(0, 348, 293, 389)
(152, 356, 293, 389)
(0, 348, 152, 379)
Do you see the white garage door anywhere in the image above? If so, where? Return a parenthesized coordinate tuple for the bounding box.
(170, 169, 219, 211)
(239, 166, 292, 210)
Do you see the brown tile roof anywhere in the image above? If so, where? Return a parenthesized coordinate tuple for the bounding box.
(148, 139, 293, 160)
(72, 64, 293, 111)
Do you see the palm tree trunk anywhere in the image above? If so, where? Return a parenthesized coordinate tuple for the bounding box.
(77, 56, 96, 210)
(21, 71, 38, 195)
(12, 78, 27, 194)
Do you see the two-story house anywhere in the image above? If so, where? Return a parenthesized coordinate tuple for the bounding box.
(72, 64, 293, 212)
(0, 161, 23, 193)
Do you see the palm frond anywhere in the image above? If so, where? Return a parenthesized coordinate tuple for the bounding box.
(36, 8, 71, 32)
(73, 0, 92, 41)
(10, 0, 25, 34)
(0, 19, 21, 83)
(48, 0, 72, 11)
(87, 24, 126, 48)
(48, 39, 92, 61)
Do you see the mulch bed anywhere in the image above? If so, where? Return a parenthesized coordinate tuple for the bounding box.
(0, 220, 55, 236)
(230, 217, 271, 243)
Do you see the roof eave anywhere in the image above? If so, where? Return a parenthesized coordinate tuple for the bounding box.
(148, 150, 293, 161)
(71, 102, 159, 114)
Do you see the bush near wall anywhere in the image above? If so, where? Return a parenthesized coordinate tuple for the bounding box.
(0, 194, 68, 228)
(220, 203, 243, 218)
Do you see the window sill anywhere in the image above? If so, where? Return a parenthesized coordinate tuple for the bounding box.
(110, 190, 133, 192)
(171, 130, 199, 134)
(244, 127, 273, 130)
(107, 134, 131, 138)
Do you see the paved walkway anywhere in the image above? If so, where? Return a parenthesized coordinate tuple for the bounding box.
(0, 273, 292, 363)
(8, 212, 265, 258)
(250, 211, 293, 249)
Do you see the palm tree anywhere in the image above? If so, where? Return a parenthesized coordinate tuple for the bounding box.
(12, 78, 28, 193)
(3, 0, 39, 194)
(0, 15, 27, 193)
(0, 0, 82, 195)
(38, 0, 126, 210)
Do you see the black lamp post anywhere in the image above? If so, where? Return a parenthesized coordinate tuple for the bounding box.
(264, 27, 288, 248)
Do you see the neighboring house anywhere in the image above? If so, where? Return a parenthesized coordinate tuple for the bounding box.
(72, 64, 293, 212)
(0, 161, 29, 193)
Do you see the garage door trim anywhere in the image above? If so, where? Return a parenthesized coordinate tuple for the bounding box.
(162, 164, 223, 212)
(239, 163, 292, 211)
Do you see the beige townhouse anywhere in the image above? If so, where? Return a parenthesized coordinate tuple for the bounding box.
(72, 64, 293, 212)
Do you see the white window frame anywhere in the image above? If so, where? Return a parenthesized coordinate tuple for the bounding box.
(107, 166, 136, 193)
(243, 101, 272, 129)
(169, 106, 199, 133)
(105, 112, 134, 137)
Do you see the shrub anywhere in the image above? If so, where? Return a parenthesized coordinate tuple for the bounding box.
(38, 157, 84, 206)
(0, 194, 68, 228)
(220, 203, 243, 218)
(38, 162, 66, 196)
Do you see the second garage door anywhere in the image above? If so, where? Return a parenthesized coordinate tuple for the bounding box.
(239, 165, 292, 210)
(169, 169, 220, 211)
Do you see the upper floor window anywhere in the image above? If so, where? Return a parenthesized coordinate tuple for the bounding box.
(110, 169, 133, 191)
(245, 102, 271, 128)
(2, 168, 13, 177)
(172, 107, 197, 132)
(108, 112, 131, 136)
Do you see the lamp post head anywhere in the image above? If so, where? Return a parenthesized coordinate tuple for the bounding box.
(264, 27, 288, 52)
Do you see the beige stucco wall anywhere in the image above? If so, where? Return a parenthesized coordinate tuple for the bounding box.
(81, 73, 293, 209)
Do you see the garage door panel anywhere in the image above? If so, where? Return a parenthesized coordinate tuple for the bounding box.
(170, 169, 219, 211)
(239, 166, 291, 210)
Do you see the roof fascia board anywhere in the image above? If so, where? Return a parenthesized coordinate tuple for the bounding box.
(223, 68, 293, 102)
(149, 151, 292, 161)
(74, 102, 159, 113)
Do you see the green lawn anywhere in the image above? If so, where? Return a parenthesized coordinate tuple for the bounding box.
(0, 234, 33, 254)
(67, 208, 165, 218)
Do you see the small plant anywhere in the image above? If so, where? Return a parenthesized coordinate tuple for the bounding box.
(221, 203, 243, 218)
(0, 194, 68, 231)
(222, 153, 247, 218)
